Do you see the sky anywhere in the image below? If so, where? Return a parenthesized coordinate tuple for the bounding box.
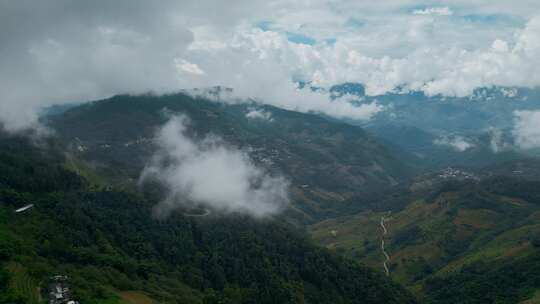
(1, 0, 540, 131)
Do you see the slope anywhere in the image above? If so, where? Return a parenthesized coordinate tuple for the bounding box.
(0, 133, 417, 304)
(310, 164, 540, 302)
(47, 93, 413, 221)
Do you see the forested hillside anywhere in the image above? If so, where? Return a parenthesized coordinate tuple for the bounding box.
(0, 133, 416, 303)
(47, 93, 413, 222)
(3, 93, 538, 304)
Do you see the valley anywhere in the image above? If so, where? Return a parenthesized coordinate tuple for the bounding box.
(0, 91, 539, 303)
(47, 93, 413, 222)
(310, 163, 540, 302)
(3, 2, 540, 303)
(0, 109, 418, 303)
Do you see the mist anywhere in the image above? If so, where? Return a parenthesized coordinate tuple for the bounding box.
(513, 110, 540, 149)
(140, 114, 289, 218)
(434, 135, 475, 152)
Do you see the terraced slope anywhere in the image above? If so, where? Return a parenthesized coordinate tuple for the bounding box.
(5, 263, 40, 304)
(310, 172, 540, 302)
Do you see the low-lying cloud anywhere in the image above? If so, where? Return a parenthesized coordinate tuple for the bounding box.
(246, 108, 273, 121)
(488, 128, 510, 153)
(434, 135, 475, 152)
(513, 110, 540, 149)
(140, 114, 289, 218)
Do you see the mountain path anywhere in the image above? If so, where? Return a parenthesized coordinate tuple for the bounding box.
(380, 213, 391, 276)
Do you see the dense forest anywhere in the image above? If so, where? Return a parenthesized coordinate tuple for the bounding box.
(0, 133, 416, 303)
(424, 252, 540, 303)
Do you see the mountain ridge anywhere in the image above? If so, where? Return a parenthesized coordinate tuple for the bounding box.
(48, 93, 415, 222)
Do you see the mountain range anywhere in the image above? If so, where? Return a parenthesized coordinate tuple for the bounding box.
(0, 86, 539, 303)
(47, 93, 413, 222)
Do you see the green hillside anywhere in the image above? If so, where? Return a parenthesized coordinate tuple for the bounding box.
(365, 123, 524, 170)
(0, 133, 416, 303)
(47, 93, 413, 222)
(6, 93, 539, 303)
(310, 170, 540, 303)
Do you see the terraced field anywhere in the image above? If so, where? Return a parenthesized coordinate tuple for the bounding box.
(6, 263, 41, 304)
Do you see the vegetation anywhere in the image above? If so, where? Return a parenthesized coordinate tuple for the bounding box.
(3, 93, 539, 303)
(0, 133, 416, 303)
(310, 170, 540, 302)
(47, 93, 414, 222)
(424, 253, 540, 303)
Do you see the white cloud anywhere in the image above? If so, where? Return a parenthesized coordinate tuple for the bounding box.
(492, 39, 510, 53)
(246, 108, 273, 121)
(488, 128, 509, 153)
(513, 110, 540, 149)
(413, 7, 453, 16)
(434, 135, 475, 152)
(177, 29, 385, 120)
(179, 16, 540, 99)
(140, 114, 289, 218)
(2, 1, 540, 131)
(174, 59, 205, 75)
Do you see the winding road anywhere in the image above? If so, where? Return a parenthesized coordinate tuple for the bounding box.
(380, 214, 391, 276)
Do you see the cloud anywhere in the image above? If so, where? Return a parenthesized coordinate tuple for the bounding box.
(413, 7, 453, 16)
(0, 0, 270, 132)
(434, 135, 475, 152)
(179, 16, 540, 98)
(246, 108, 273, 121)
(488, 128, 509, 153)
(140, 114, 289, 218)
(2, 1, 540, 131)
(0, 1, 195, 131)
(175, 59, 205, 75)
(513, 110, 540, 149)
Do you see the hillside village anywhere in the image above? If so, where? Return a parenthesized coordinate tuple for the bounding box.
(48, 276, 79, 304)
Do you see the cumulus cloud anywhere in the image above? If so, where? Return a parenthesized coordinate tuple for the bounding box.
(513, 110, 540, 149)
(178, 29, 385, 120)
(179, 16, 540, 98)
(140, 114, 289, 218)
(434, 135, 475, 152)
(2, 1, 540, 131)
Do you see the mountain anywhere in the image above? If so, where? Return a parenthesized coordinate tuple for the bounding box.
(483, 158, 540, 181)
(310, 162, 540, 303)
(47, 93, 414, 222)
(323, 83, 540, 170)
(7, 88, 539, 303)
(0, 132, 417, 304)
(329, 83, 540, 134)
(365, 123, 524, 169)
